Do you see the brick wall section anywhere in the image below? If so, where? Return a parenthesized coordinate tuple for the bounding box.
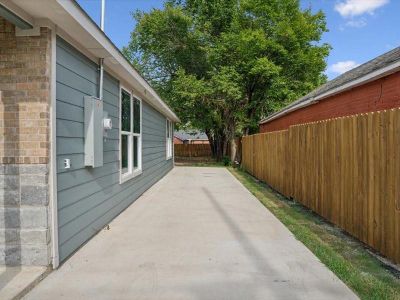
(0, 17, 52, 266)
(260, 71, 400, 132)
(0, 17, 50, 164)
(174, 137, 183, 144)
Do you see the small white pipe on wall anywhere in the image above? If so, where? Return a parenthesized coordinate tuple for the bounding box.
(99, 57, 104, 99)
(100, 0, 105, 31)
(99, 0, 105, 99)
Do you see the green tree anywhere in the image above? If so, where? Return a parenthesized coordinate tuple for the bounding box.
(123, 0, 330, 160)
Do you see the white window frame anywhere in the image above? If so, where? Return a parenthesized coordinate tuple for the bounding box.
(119, 86, 142, 183)
(166, 119, 173, 160)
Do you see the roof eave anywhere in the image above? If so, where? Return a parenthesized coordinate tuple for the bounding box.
(3, 0, 179, 123)
(63, 0, 180, 123)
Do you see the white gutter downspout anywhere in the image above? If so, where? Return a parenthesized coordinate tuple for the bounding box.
(98, 0, 105, 99)
(99, 58, 104, 99)
(50, 23, 59, 269)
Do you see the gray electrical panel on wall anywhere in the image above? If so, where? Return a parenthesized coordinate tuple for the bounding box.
(84, 96, 103, 168)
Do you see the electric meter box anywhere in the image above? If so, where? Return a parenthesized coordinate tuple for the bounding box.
(84, 96, 103, 168)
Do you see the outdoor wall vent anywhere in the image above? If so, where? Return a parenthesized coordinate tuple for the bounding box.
(84, 96, 104, 168)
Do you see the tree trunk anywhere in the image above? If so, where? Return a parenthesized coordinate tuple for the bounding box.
(236, 136, 242, 164)
(217, 137, 226, 161)
(206, 129, 217, 159)
(222, 139, 228, 158)
(206, 129, 230, 162)
(230, 137, 237, 164)
(209, 137, 224, 161)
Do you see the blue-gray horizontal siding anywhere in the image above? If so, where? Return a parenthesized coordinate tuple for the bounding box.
(56, 37, 173, 262)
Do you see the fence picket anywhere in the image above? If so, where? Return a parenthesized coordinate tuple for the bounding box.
(174, 144, 211, 157)
(241, 109, 400, 264)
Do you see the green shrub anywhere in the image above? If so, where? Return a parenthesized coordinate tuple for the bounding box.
(222, 156, 231, 166)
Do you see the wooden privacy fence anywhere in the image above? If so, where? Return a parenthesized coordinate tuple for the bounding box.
(242, 109, 400, 264)
(174, 144, 212, 157)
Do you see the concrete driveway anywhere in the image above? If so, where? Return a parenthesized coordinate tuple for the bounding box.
(25, 167, 358, 300)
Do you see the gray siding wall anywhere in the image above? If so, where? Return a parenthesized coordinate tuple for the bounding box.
(56, 37, 173, 262)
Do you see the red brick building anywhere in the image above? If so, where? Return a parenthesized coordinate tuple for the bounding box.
(260, 48, 400, 132)
(174, 136, 184, 144)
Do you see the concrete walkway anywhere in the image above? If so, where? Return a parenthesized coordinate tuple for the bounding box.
(24, 167, 358, 300)
(0, 266, 48, 300)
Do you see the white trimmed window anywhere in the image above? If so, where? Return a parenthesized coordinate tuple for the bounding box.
(120, 88, 142, 182)
(166, 119, 173, 159)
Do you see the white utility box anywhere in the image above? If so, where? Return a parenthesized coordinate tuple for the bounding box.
(84, 96, 103, 168)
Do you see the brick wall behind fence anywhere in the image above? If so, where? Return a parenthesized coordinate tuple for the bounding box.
(260, 71, 400, 133)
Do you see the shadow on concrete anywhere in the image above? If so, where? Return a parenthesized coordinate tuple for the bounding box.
(196, 187, 299, 300)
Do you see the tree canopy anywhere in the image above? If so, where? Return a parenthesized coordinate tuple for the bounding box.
(123, 0, 330, 160)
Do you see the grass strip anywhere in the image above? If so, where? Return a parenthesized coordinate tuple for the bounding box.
(175, 161, 226, 167)
(229, 167, 400, 300)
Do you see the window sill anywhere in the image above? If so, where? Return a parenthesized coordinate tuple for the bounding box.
(120, 169, 142, 184)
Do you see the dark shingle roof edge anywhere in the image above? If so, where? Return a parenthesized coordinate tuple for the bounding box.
(174, 130, 208, 141)
(260, 47, 400, 125)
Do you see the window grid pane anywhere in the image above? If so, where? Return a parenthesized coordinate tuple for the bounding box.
(133, 98, 141, 134)
(166, 120, 173, 158)
(133, 136, 138, 169)
(121, 90, 131, 132)
(121, 134, 129, 174)
(120, 89, 142, 180)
